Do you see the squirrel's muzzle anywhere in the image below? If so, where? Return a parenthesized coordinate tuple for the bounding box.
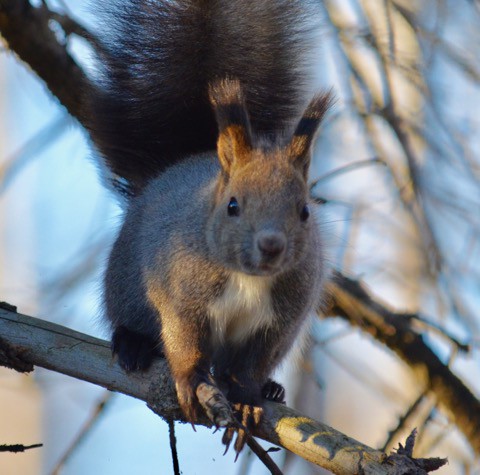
(255, 230, 287, 269)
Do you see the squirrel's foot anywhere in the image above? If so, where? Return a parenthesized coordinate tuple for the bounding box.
(175, 371, 213, 425)
(220, 379, 284, 456)
(222, 403, 263, 457)
(112, 326, 161, 372)
(196, 382, 234, 428)
(262, 379, 286, 403)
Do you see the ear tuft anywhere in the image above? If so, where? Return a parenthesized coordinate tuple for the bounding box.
(209, 79, 247, 131)
(209, 78, 253, 175)
(289, 91, 334, 178)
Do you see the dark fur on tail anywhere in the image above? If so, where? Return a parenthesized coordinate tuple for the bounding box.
(86, 0, 320, 195)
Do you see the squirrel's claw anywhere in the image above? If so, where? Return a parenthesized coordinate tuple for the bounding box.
(222, 404, 263, 458)
(222, 427, 235, 454)
(233, 427, 248, 458)
(175, 378, 202, 426)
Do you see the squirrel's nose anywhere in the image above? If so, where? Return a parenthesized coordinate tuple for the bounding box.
(257, 232, 286, 260)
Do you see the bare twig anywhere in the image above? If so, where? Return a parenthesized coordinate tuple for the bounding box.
(381, 392, 426, 452)
(0, 444, 43, 453)
(0, 114, 70, 194)
(245, 437, 283, 475)
(310, 157, 387, 189)
(386, 429, 448, 473)
(50, 392, 113, 475)
(168, 420, 181, 475)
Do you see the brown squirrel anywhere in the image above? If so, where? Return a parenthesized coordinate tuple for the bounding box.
(87, 0, 331, 453)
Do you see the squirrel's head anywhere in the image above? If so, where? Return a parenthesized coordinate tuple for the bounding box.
(207, 78, 332, 276)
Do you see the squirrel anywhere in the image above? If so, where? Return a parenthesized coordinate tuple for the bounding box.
(87, 0, 331, 452)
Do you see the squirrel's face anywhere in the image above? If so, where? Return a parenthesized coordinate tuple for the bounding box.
(208, 154, 315, 276)
(206, 78, 332, 275)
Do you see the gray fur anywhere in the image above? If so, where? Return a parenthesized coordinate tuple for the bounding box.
(97, 0, 330, 418)
(105, 149, 325, 405)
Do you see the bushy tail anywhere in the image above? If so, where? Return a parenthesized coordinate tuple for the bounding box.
(86, 0, 321, 196)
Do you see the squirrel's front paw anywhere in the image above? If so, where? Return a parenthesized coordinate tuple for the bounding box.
(262, 379, 286, 403)
(112, 326, 161, 372)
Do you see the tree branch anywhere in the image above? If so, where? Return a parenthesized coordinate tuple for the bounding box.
(0, 0, 95, 120)
(0, 305, 445, 474)
(325, 271, 480, 455)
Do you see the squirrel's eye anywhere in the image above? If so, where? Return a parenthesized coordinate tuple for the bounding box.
(227, 197, 240, 217)
(300, 204, 310, 222)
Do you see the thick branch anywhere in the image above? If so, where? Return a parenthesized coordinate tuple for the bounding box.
(325, 271, 480, 455)
(0, 0, 94, 121)
(0, 305, 441, 475)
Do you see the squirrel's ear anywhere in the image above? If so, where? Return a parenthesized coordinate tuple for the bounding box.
(209, 78, 253, 175)
(288, 91, 333, 179)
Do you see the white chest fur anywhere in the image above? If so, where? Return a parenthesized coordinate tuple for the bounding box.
(208, 272, 275, 346)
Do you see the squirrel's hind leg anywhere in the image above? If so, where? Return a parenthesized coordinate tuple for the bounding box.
(112, 325, 162, 372)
